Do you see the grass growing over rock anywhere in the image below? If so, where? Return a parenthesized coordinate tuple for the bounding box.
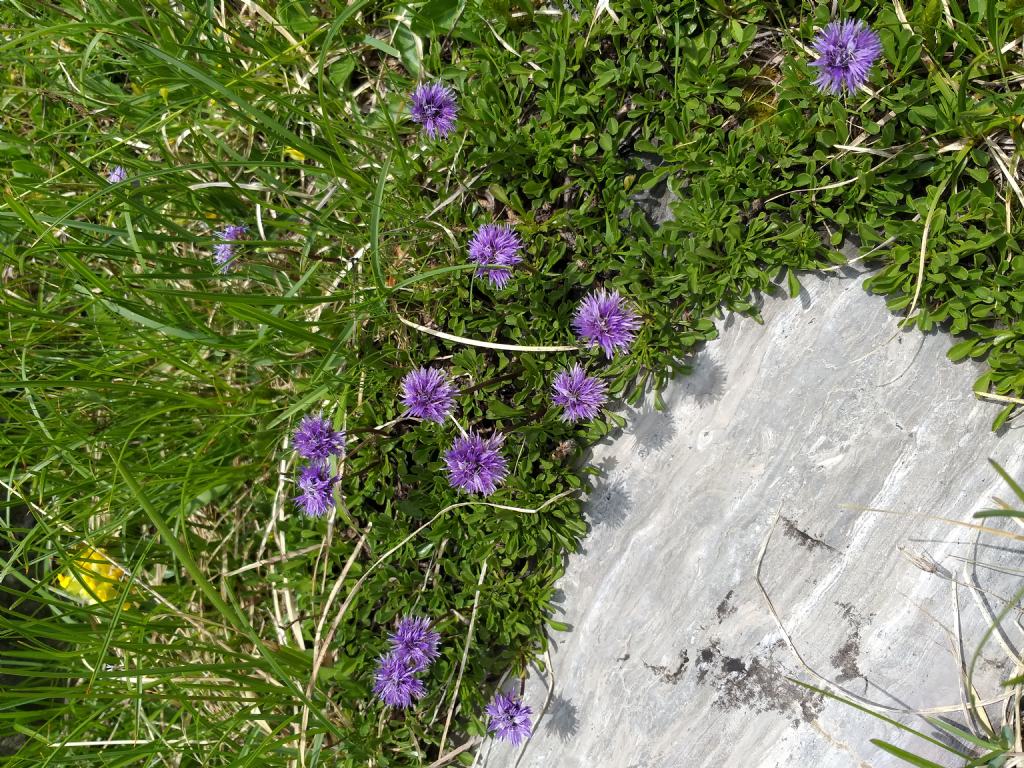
(0, 0, 1022, 765)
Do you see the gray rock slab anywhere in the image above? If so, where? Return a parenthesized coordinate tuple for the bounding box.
(485, 269, 1024, 768)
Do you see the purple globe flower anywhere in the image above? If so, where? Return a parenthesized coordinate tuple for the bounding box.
(400, 367, 458, 423)
(467, 224, 523, 289)
(485, 691, 533, 746)
(571, 289, 641, 358)
(213, 224, 247, 273)
(809, 20, 883, 94)
(107, 166, 127, 184)
(551, 363, 608, 423)
(444, 432, 508, 496)
(294, 463, 336, 517)
(293, 412, 346, 463)
(410, 82, 458, 139)
(372, 653, 426, 708)
(388, 616, 441, 670)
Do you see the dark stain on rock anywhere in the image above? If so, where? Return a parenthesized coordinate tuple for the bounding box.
(832, 602, 868, 682)
(716, 589, 737, 622)
(695, 640, 824, 723)
(722, 656, 745, 674)
(696, 641, 720, 683)
(643, 650, 688, 684)
(831, 637, 862, 683)
(782, 517, 838, 553)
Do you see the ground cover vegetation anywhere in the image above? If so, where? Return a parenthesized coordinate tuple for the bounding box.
(1, 0, 1022, 765)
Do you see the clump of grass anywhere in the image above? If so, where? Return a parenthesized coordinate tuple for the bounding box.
(1, 1, 1022, 765)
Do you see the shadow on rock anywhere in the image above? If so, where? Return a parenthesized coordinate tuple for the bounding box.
(683, 354, 727, 408)
(622, 387, 681, 456)
(546, 693, 579, 742)
(585, 476, 632, 530)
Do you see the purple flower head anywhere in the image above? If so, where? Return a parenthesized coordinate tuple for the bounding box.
(401, 368, 458, 423)
(444, 431, 508, 496)
(293, 463, 336, 517)
(551, 363, 608, 423)
(107, 166, 127, 184)
(388, 616, 441, 670)
(373, 653, 426, 708)
(213, 224, 248, 273)
(485, 691, 533, 746)
(467, 224, 523, 289)
(809, 20, 883, 94)
(410, 82, 458, 139)
(571, 289, 641, 358)
(293, 412, 346, 464)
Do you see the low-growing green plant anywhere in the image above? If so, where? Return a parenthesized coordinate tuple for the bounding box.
(0, 0, 1021, 765)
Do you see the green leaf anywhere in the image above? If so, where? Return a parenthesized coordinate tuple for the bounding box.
(394, 23, 422, 77)
(92, 294, 222, 344)
(411, 0, 464, 35)
(924, 716, 1000, 751)
(361, 35, 401, 59)
(114, 458, 246, 631)
(918, 0, 942, 45)
(487, 400, 526, 418)
(869, 739, 947, 768)
(988, 459, 1024, 504)
(329, 56, 356, 89)
(786, 268, 802, 299)
(947, 339, 977, 362)
(370, 155, 393, 294)
(993, 405, 1014, 431)
(973, 509, 1024, 519)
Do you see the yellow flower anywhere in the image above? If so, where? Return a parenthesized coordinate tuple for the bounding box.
(56, 547, 123, 604)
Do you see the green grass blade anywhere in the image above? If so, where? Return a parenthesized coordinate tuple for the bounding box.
(869, 739, 951, 768)
(988, 459, 1024, 505)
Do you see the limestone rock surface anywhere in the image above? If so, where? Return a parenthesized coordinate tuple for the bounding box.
(485, 269, 1024, 768)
